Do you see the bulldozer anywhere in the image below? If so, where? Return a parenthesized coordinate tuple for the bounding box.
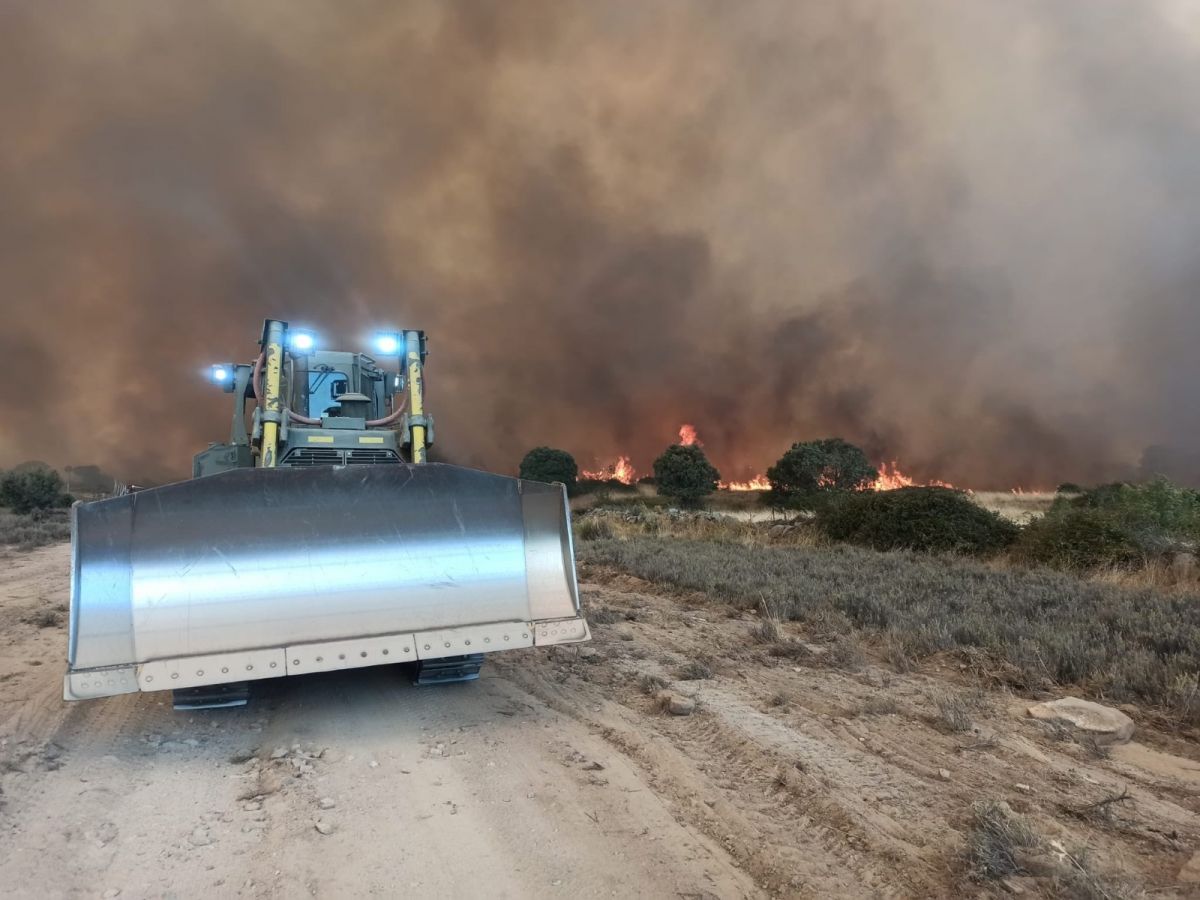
(65, 320, 589, 708)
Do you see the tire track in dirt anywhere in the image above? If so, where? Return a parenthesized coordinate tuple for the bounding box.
(522, 576, 1200, 897)
(0, 545, 761, 899)
(498, 653, 935, 898)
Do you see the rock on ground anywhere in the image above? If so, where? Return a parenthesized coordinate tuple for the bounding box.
(659, 691, 696, 716)
(1026, 697, 1135, 744)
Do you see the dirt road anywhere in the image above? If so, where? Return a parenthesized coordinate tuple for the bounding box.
(2, 544, 1199, 898)
(0, 545, 755, 899)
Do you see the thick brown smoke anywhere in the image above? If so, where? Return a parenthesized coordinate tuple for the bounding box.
(2, 1, 1199, 488)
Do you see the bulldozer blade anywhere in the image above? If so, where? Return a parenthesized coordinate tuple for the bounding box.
(65, 464, 588, 701)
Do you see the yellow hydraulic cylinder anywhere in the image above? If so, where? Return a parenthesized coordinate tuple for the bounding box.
(405, 330, 427, 464)
(259, 320, 286, 468)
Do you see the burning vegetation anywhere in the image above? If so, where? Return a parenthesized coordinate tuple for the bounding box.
(579, 424, 962, 493)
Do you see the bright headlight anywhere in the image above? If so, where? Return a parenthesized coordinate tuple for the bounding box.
(374, 332, 400, 355)
(290, 331, 316, 352)
(210, 364, 230, 383)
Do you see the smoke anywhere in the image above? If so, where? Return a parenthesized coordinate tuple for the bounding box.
(2, 0, 1199, 487)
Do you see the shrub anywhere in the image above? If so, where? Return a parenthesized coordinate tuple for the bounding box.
(1073, 478, 1200, 543)
(518, 447, 578, 494)
(1019, 478, 1200, 569)
(766, 438, 877, 506)
(575, 516, 614, 541)
(677, 658, 714, 680)
(0, 468, 73, 514)
(818, 487, 1018, 556)
(577, 535, 1200, 721)
(1017, 506, 1140, 570)
(967, 800, 1040, 880)
(0, 509, 71, 549)
(652, 444, 719, 506)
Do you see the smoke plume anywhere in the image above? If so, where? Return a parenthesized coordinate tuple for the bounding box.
(3, 1, 1200, 487)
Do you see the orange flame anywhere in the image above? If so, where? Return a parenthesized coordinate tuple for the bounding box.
(582, 425, 962, 494)
(870, 461, 955, 491)
(717, 461, 956, 493)
(581, 455, 637, 485)
(720, 475, 771, 491)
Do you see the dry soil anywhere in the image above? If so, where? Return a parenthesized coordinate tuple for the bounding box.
(1, 544, 1198, 898)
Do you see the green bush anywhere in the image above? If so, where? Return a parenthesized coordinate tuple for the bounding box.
(653, 444, 720, 506)
(1018, 478, 1200, 569)
(1017, 507, 1140, 570)
(0, 468, 73, 515)
(1073, 478, 1200, 540)
(518, 447, 578, 494)
(818, 487, 1019, 556)
(766, 438, 877, 506)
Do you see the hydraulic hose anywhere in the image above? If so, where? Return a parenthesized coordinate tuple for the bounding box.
(366, 392, 408, 427)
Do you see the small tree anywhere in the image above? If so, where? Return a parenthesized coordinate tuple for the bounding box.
(767, 438, 877, 505)
(0, 468, 73, 514)
(653, 444, 720, 506)
(519, 447, 579, 494)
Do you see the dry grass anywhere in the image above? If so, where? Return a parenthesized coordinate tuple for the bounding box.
(967, 799, 1040, 879)
(0, 509, 70, 550)
(574, 505, 822, 547)
(1087, 556, 1200, 594)
(677, 658, 715, 680)
(973, 491, 1056, 524)
(930, 692, 979, 733)
(857, 696, 899, 716)
(638, 672, 668, 695)
(579, 535, 1200, 723)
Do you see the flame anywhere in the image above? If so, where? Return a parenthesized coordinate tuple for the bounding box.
(870, 461, 955, 491)
(720, 475, 771, 491)
(718, 461, 956, 493)
(581, 455, 637, 485)
(581, 425, 961, 494)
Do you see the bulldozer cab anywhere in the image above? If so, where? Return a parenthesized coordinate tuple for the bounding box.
(194, 343, 413, 475)
(299, 351, 390, 419)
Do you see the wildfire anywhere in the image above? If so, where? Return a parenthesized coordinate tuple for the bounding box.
(870, 461, 955, 492)
(581, 455, 637, 485)
(721, 475, 771, 491)
(720, 461, 955, 493)
(581, 423, 960, 494)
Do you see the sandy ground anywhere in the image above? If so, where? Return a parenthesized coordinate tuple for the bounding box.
(2, 543, 1199, 898)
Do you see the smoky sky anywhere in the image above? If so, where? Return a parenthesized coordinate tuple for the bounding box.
(3, 0, 1200, 488)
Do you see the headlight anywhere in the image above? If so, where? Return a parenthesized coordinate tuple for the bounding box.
(210, 364, 230, 383)
(373, 332, 401, 355)
(290, 331, 316, 352)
